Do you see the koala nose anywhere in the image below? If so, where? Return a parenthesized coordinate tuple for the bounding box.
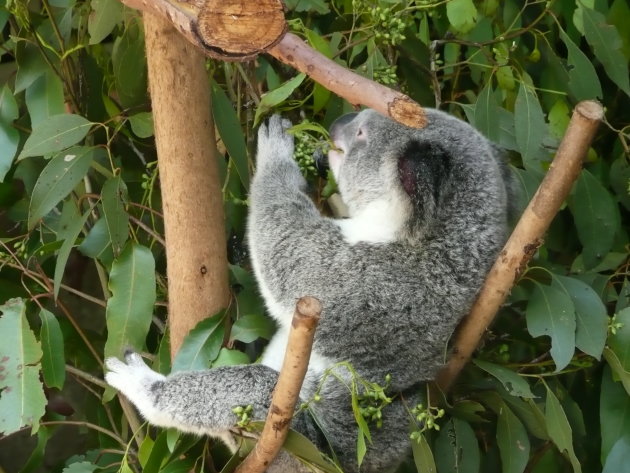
(313, 148, 329, 178)
(329, 112, 359, 139)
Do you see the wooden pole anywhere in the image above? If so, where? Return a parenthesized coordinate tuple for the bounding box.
(143, 13, 230, 357)
(235, 297, 321, 473)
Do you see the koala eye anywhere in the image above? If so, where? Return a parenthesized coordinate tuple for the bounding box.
(356, 128, 364, 138)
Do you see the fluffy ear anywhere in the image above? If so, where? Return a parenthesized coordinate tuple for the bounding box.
(397, 140, 452, 217)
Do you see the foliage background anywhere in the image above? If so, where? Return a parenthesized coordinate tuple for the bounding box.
(0, 0, 629, 472)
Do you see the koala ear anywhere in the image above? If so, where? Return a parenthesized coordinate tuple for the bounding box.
(397, 140, 452, 207)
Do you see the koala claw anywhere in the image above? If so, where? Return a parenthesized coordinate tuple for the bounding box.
(257, 114, 295, 165)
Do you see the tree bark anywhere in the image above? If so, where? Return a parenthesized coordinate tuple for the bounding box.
(434, 100, 604, 392)
(143, 12, 230, 357)
(235, 297, 321, 473)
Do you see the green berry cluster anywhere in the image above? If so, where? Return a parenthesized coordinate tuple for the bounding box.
(373, 65, 398, 85)
(369, 6, 407, 46)
(232, 404, 253, 428)
(409, 403, 445, 441)
(293, 131, 318, 178)
(609, 313, 624, 335)
(357, 374, 392, 429)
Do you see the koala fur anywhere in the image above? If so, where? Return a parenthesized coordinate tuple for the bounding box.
(106, 109, 511, 472)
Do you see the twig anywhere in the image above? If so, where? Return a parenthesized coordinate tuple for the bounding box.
(434, 100, 604, 392)
(235, 297, 321, 473)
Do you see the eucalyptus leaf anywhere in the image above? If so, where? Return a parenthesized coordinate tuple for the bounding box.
(25, 72, 65, 127)
(230, 314, 276, 343)
(211, 81, 250, 189)
(411, 432, 436, 473)
(53, 201, 92, 299)
(569, 169, 620, 270)
(88, 0, 124, 44)
(607, 307, 630, 379)
(112, 21, 147, 109)
(77, 217, 115, 267)
(581, 5, 630, 97)
(128, 112, 154, 138)
(101, 175, 129, 256)
(212, 348, 250, 367)
(254, 73, 306, 127)
(600, 366, 630, 462)
(497, 403, 530, 473)
(559, 29, 603, 100)
(28, 146, 95, 230)
(0, 84, 19, 181)
(38, 309, 66, 390)
(514, 84, 547, 171)
(19, 114, 93, 160)
(602, 435, 630, 473)
(104, 243, 156, 361)
(473, 83, 500, 142)
(172, 312, 226, 372)
(446, 0, 478, 34)
(545, 386, 581, 473)
(552, 274, 607, 359)
(526, 282, 576, 371)
(434, 418, 480, 473)
(473, 359, 535, 398)
(0, 298, 46, 434)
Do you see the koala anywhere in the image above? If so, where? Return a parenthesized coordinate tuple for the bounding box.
(106, 108, 511, 473)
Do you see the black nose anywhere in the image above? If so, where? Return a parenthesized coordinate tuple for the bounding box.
(313, 149, 329, 178)
(330, 112, 359, 139)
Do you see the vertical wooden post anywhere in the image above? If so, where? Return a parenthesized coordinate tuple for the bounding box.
(143, 13, 230, 357)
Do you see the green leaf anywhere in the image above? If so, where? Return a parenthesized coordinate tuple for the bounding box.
(446, 0, 478, 34)
(77, 217, 115, 267)
(172, 312, 226, 372)
(20, 427, 51, 473)
(28, 146, 95, 230)
(473, 359, 536, 398)
(25, 72, 65, 127)
(38, 309, 66, 390)
(497, 403, 530, 473)
(104, 243, 156, 361)
(559, 28, 603, 100)
(88, 0, 124, 44)
(0, 298, 46, 434)
(0, 84, 19, 182)
(14, 44, 49, 94)
(411, 433, 436, 473)
(128, 112, 154, 138)
(569, 169, 620, 269)
(602, 435, 630, 473)
(548, 99, 571, 140)
(607, 307, 630, 383)
(112, 21, 147, 109)
(19, 114, 93, 160)
(211, 348, 250, 367)
(545, 386, 581, 473)
(434, 418, 480, 473)
(603, 347, 630, 396)
(514, 83, 547, 170)
(230, 314, 275, 343)
(211, 81, 250, 189)
(101, 175, 129, 256)
(283, 429, 343, 473)
(54, 201, 92, 299)
(581, 4, 630, 97)
(62, 462, 99, 473)
(143, 430, 169, 473)
(552, 275, 607, 359)
(254, 73, 306, 127)
(526, 283, 576, 371)
(601, 365, 630, 461)
(473, 83, 500, 142)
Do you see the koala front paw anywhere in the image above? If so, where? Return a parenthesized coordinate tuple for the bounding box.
(105, 351, 166, 419)
(256, 114, 295, 167)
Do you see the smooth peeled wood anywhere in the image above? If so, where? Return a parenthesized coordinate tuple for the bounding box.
(197, 0, 287, 60)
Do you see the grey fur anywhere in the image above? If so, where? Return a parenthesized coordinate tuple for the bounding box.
(105, 109, 510, 473)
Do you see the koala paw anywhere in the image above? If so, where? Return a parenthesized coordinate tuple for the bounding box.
(256, 115, 294, 167)
(105, 351, 166, 419)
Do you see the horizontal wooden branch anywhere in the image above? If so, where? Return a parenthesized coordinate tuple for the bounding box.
(116, 0, 426, 128)
(434, 100, 605, 392)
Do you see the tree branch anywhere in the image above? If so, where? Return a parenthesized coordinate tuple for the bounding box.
(116, 0, 426, 128)
(434, 100, 605, 392)
(235, 297, 321, 473)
